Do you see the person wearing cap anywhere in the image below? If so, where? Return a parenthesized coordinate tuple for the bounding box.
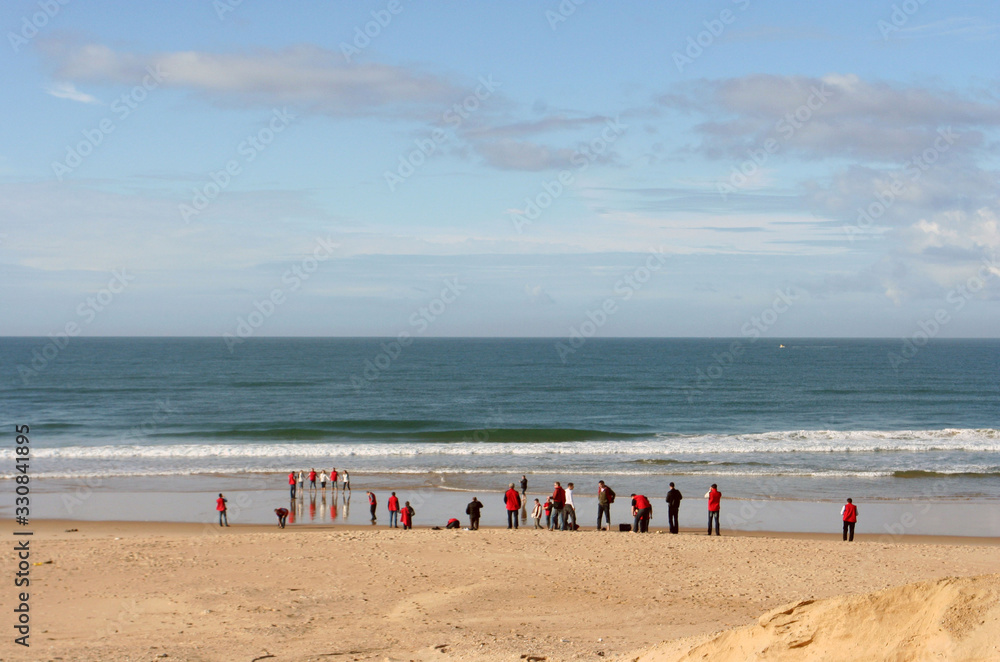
(503, 483, 522, 529)
(705, 484, 721, 535)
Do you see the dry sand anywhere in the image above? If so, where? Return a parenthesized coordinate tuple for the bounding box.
(3, 520, 999, 661)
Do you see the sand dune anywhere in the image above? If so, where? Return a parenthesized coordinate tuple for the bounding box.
(638, 574, 1000, 662)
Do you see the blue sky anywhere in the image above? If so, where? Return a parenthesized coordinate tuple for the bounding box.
(1, 0, 999, 337)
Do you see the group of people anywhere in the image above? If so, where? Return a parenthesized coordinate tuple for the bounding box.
(241, 471, 861, 539)
(288, 467, 350, 499)
(365, 490, 416, 529)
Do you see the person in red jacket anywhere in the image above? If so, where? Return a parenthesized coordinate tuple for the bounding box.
(366, 491, 378, 524)
(288, 472, 297, 499)
(216, 493, 229, 527)
(274, 507, 289, 528)
(549, 482, 566, 531)
(401, 501, 414, 529)
(841, 497, 858, 541)
(309, 468, 317, 490)
(504, 483, 522, 529)
(631, 493, 651, 533)
(705, 484, 721, 535)
(387, 491, 400, 528)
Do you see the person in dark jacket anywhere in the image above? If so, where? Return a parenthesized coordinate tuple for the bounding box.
(503, 483, 521, 529)
(597, 480, 615, 531)
(666, 482, 683, 534)
(466, 497, 484, 530)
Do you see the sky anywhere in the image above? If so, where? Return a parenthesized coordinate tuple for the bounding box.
(1, 0, 999, 338)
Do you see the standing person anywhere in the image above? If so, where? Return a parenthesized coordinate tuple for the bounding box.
(531, 498, 543, 529)
(342, 469, 351, 492)
(331, 467, 339, 490)
(401, 501, 414, 529)
(503, 483, 522, 529)
(631, 494, 651, 533)
(288, 471, 297, 499)
(705, 484, 721, 536)
(274, 507, 289, 528)
(841, 498, 858, 541)
(544, 497, 553, 529)
(466, 496, 483, 530)
(309, 468, 317, 490)
(563, 482, 577, 531)
(319, 470, 328, 490)
(387, 491, 400, 528)
(216, 493, 229, 527)
(520, 475, 528, 498)
(366, 490, 377, 524)
(597, 480, 615, 531)
(549, 482, 566, 531)
(298, 470, 305, 491)
(666, 482, 683, 534)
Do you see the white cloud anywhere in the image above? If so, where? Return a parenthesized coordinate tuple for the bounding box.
(661, 73, 1000, 162)
(44, 81, 99, 104)
(40, 42, 464, 117)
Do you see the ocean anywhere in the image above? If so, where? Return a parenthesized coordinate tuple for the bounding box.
(2, 337, 999, 531)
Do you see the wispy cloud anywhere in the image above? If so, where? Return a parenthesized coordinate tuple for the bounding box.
(44, 81, 99, 104)
(40, 41, 464, 117)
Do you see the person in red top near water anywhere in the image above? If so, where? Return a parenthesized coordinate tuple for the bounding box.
(216, 493, 229, 527)
(309, 468, 317, 490)
(387, 491, 400, 528)
(705, 484, 722, 536)
(549, 482, 566, 530)
(330, 468, 339, 489)
(288, 472, 297, 499)
(274, 507, 289, 528)
(401, 501, 414, 529)
(841, 497, 858, 541)
(366, 490, 378, 524)
(631, 493, 651, 533)
(504, 483, 522, 529)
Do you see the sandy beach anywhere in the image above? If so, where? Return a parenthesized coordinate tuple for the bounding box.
(4, 519, 999, 661)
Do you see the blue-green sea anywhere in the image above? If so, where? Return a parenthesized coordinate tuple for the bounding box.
(2, 338, 998, 505)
